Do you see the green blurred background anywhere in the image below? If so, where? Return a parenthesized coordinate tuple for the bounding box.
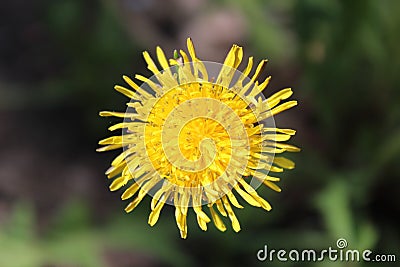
(1, 0, 399, 266)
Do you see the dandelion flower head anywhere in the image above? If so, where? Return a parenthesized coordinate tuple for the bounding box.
(98, 38, 300, 238)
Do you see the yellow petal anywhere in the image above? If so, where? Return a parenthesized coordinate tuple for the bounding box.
(271, 100, 298, 116)
(239, 179, 272, 211)
(114, 85, 138, 99)
(185, 38, 209, 80)
(196, 215, 208, 231)
(142, 51, 159, 75)
(234, 185, 261, 207)
(98, 136, 123, 145)
(168, 58, 179, 66)
(179, 49, 190, 64)
(251, 171, 281, 182)
(251, 145, 285, 154)
(179, 189, 190, 216)
(247, 81, 262, 97)
(215, 199, 227, 217)
(106, 164, 126, 179)
(269, 166, 284, 172)
(96, 144, 122, 152)
(109, 176, 129, 191)
(250, 60, 267, 83)
(258, 100, 298, 121)
(137, 175, 160, 198)
(186, 37, 197, 61)
(257, 76, 271, 92)
(243, 56, 254, 77)
(263, 180, 282, 192)
(156, 46, 171, 71)
(262, 133, 292, 142)
(233, 57, 254, 92)
(194, 60, 209, 81)
(267, 88, 293, 107)
(175, 206, 188, 239)
(192, 187, 212, 228)
(263, 127, 296, 135)
(273, 157, 295, 169)
(108, 123, 124, 131)
(121, 182, 140, 200)
(148, 198, 166, 226)
(273, 142, 301, 152)
(99, 111, 130, 118)
(221, 45, 243, 69)
(226, 191, 244, 209)
(123, 75, 153, 99)
(125, 195, 144, 213)
(254, 195, 272, 211)
(209, 205, 226, 232)
(134, 74, 163, 95)
(110, 150, 130, 167)
(194, 206, 211, 224)
(222, 196, 241, 232)
(151, 183, 172, 210)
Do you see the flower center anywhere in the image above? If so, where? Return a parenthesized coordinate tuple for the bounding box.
(144, 82, 257, 188)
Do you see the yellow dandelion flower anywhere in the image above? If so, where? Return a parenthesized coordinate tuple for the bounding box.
(98, 38, 300, 239)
